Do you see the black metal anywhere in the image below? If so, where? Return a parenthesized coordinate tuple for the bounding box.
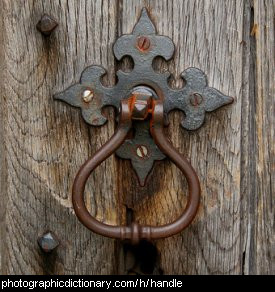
(116, 86, 165, 186)
(54, 8, 233, 186)
(116, 120, 165, 186)
(37, 232, 59, 253)
(36, 14, 58, 36)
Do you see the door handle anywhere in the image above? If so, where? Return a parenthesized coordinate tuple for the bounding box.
(54, 8, 233, 244)
(72, 97, 200, 244)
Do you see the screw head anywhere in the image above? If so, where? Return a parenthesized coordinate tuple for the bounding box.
(136, 145, 148, 158)
(137, 36, 151, 52)
(38, 232, 59, 253)
(190, 93, 203, 106)
(82, 89, 94, 103)
(36, 14, 58, 36)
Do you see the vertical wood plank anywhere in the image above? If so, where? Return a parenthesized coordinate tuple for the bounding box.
(250, 0, 274, 274)
(240, 0, 274, 275)
(239, 0, 256, 276)
(1, 0, 120, 274)
(0, 0, 7, 274)
(118, 0, 244, 275)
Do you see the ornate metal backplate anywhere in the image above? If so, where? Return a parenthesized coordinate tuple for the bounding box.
(54, 8, 233, 186)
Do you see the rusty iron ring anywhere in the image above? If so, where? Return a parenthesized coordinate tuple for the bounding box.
(72, 99, 200, 244)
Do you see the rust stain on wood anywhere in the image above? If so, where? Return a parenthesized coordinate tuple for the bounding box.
(251, 23, 258, 36)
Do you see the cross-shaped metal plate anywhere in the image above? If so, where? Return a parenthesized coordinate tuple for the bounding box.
(54, 8, 233, 186)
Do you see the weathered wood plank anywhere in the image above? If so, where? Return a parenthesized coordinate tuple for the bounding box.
(1, 0, 120, 274)
(240, 0, 274, 275)
(0, 0, 7, 274)
(250, 0, 274, 274)
(237, 0, 274, 276)
(1, 0, 273, 275)
(118, 0, 244, 275)
(239, 0, 257, 276)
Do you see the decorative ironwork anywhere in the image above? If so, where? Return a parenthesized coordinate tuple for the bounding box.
(54, 8, 233, 186)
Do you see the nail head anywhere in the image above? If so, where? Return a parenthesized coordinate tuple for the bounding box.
(38, 232, 59, 253)
(37, 14, 58, 36)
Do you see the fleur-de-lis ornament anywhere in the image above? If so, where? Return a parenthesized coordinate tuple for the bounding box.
(55, 8, 233, 186)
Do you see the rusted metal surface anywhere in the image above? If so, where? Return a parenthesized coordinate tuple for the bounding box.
(36, 14, 58, 36)
(72, 97, 200, 244)
(136, 36, 151, 52)
(54, 8, 233, 185)
(116, 86, 165, 185)
(130, 87, 152, 121)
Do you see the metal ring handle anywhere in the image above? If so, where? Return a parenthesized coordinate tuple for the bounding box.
(149, 100, 200, 238)
(72, 99, 200, 244)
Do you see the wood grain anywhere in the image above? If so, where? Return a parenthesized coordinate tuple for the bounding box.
(0, 0, 120, 274)
(118, 0, 243, 275)
(248, 0, 274, 274)
(0, 0, 7, 274)
(238, 0, 274, 275)
(0, 0, 273, 275)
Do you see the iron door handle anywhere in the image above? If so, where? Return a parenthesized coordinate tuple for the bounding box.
(55, 8, 233, 245)
(72, 98, 200, 244)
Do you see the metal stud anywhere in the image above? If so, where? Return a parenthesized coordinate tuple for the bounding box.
(38, 232, 59, 253)
(36, 14, 58, 36)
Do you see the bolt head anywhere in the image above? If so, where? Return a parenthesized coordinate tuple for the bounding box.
(132, 101, 149, 120)
(36, 14, 58, 36)
(131, 87, 154, 120)
(38, 232, 59, 253)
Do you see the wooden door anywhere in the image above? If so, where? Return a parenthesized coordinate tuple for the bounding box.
(0, 0, 273, 275)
